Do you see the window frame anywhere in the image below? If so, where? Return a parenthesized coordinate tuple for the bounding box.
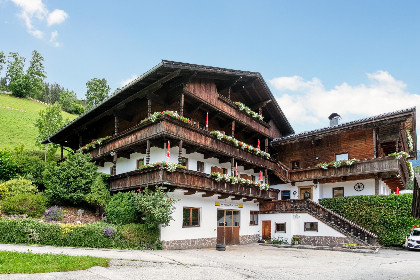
(304, 222, 318, 232)
(335, 152, 349, 161)
(291, 160, 300, 170)
(332, 187, 344, 198)
(281, 190, 291, 200)
(180, 157, 189, 169)
(182, 207, 200, 228)
(250, 211, 258, 226)
(136, 158, 145, 169)
(196, 161, 205, 172)
(275, 222, 286, 233)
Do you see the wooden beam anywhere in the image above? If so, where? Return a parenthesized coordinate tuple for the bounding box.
(231, 195, 242, 200)
(178, 140, 183, 164)
(202, 191, 215, 197)
(179, 93, 184, 116)
(243, 197, 253, 202)
(146, 92, 165, 106)
(218, 193, 230, 199)
(184, 190, 197, 196)
(146, 140, 151, 164)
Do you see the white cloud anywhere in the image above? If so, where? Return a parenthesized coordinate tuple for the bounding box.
(10, 0, 68, 45)
(47, 9, 68, 26)
(49, 30, 60, 47)
(270, 71, 420, 135)
(121, 74, 139, 87)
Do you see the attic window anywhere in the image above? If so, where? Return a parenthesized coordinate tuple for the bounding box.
(335, 153, 348, 161)
(291, 161, 300, 170)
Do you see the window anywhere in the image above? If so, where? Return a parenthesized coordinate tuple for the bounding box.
(180, 157, 188, 168)
(333, 187, 344, 198)
(335, 153, 349, 161)
(222, 168, 228, 175)
(183, 207, 200, 227)
(275, 223, 286, 232)
(136, 158, 144, 169)
(304, 222, 318, 232)
(250, 211, 258, 225)
(281, 190, 291, 200)
(197, 161, 205, 172)
(291, 161, 300, 170)
(251, 175, 256, 182)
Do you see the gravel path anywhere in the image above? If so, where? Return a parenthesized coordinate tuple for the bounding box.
(0, 243, 419, 280)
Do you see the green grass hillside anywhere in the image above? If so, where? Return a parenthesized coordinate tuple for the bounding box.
(0, 93, 77, 151)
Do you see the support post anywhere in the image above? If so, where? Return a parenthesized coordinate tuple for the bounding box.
(178, 140, 183, 164)
(146, 140, 151, 164)
(231, 158, 235, 176)
(375, 175, 380, 195)
(112, 152, 117, 176)
(231, 120, 235, 137)
(60, 145, 63, 160)
(78, 135, 83, 148)
(259, 107, 262, 116)
(179, 93, 184, 116)
(265, 138, 269, 153)
(147, 98, 152, 117)
(265, 169, 269, 185)
(373, 127, 377, 158)
(114, 115, 119, 136)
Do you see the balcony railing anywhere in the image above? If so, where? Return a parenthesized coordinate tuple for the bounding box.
(289, 157, 408, 185)
(260, 200, 378, 245)
(88, 115, 289, 182)
(109, 167, 279, 200)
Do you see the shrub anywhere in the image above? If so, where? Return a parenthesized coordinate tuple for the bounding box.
(320, 194, 420, 246)
(0, 219, 159, 249)
(43, 152, 97, 205)
(85, 174, 111, 210)
(0, 149, 19, 181)
(1, 193, 47, 217)
(0, 183, 9, 200)
(12, 146, 46, 188)
(0, 178, 37, 197)
(133, 187, 177, 229)
(106, 192, 140, 225)
(44, 206, 65, 221)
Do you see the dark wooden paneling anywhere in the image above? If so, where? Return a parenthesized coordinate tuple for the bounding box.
(232, 227, 240, 244)
(217, 227, 224, 244)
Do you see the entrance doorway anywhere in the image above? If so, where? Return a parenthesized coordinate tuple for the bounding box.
(217, 209, 240, 245)
(299, 186, 313, 200)
(262, 220, 271, 240)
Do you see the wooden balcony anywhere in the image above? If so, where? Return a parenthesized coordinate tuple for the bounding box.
(109, 167, 279, 201)
(260, 200, 378, 245)
(289, 157, 408, 187)
(89, 115, 289, 182)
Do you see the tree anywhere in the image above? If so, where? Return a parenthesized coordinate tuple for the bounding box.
(43, 152, 98, 205)
(85, 174, 111, 215)
(0, 51, 5, 76)
(5, 50, 46, 98)
(85, 78, 110, 110)
(59, 89, 85, 115)
(42, 82, 63, 104)
(34, 103, 67, 161)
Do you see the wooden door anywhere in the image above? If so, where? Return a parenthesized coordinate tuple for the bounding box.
(217, 209, 240, 245)
(299, 186, 313, 200)
(262, 220, 271, 240)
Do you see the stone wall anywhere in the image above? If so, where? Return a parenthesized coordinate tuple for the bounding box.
(162, 234, 260, 249)
(295, 235, 359, 247)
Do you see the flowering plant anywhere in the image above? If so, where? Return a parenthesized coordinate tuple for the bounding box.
(407, 161, 414, 181)
(210, 172, 270, 190)
(102, 226, 116, 238)
(44, 206, 65, 221)
(77, 136, 112, 153)
(140, 111, 191, 125)
(388, 151, 409, 160)
(407, 130, 414, 152)
(210, 130, 271, 159)
(234, 101, 264, 121)
(316, 158, 357, 170)
(138, 161, 187, 173)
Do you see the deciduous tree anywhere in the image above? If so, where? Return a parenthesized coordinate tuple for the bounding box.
(85, 78, 110, 110)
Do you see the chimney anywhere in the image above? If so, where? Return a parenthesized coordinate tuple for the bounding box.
(328, 113, 341, 127)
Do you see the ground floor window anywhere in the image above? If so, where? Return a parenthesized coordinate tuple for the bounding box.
(183, 207, 200, 227)
(275, 223, 286, 232)
(250, 211, 258, 225)
(304, 222, 318, 232)
(218, 209, 240, 227)
(332, 187, 344, 198)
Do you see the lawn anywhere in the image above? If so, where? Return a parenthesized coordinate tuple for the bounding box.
(0, 251, 109, 274)
(0, 93, 77, 150)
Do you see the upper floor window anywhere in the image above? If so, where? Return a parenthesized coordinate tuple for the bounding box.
(281, 190, 291, 200)
(197, 161, 205, 172)
(335, 153, 348, 161)
(291, 161, 300, 170)
(136, 158, 144, 169)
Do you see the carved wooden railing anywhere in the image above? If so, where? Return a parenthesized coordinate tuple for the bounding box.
(289, 157, 406, 184)
(260, 200, 378, 245)
(89, 115, 289, 182)
(109, 167, 279, 201)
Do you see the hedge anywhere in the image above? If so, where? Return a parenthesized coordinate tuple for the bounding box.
(0, 219, 160, 250)
(319, 194, 420, 246)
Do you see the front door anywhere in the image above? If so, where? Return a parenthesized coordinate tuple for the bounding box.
(299, 186, 313, 200)
(217, 209, 240, 245)
(262, 220, 271, 240)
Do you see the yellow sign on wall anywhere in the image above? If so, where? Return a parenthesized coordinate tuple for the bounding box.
(215, 202, 243, 208)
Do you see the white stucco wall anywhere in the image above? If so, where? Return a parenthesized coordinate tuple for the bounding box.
(259, 213, 346, 243)
(160, 189, 260, 242)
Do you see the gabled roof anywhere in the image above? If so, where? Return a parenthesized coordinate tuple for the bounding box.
(43, 60, 294, 144)
(272, 107, 416, 145)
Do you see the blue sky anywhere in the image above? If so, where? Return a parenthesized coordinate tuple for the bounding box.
(1, 0, 420, 135)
